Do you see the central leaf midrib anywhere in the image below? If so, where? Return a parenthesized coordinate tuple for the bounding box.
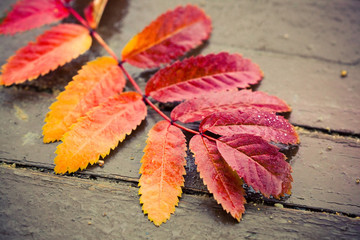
(154, 70, 250, 95)
(127, 18, 204, 59)
(70, 102, 133, 158)
(158, 124, 171, 205)
(202, 137, 240, 211)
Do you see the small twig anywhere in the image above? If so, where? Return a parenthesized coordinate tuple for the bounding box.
(117, 63, 143, 95)
(92, 31, 119, 62)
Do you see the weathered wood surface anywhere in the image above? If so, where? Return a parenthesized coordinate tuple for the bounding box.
(0, 0, 359, 134)
(1, 87, 359, 216)
(122, 0, 360, 135)
(1, 166, 359, 240)
(0, 0, 360, 237)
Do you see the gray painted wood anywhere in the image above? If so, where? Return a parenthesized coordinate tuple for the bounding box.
(0, 0, 360, 235)
(1, 166, 359, 240)
(1, 87, 359, 215)
(0, 0, 359, 134)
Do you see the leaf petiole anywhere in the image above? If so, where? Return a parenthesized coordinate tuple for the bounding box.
(59, 0, 217, 142)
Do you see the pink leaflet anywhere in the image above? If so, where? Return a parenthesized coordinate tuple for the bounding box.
(0, 0, 70, 35)
(217, 134, 292, 198)
(121, 5, 211, 68)
(171, 89, 291, 123)
(145, 52, 263, 102)
(200, 108, 299, 144)
(189, 134, 246, 221)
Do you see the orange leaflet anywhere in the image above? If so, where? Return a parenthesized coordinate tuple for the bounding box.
(43, 57, 125, 143)
(0, 0, 70, 35)
(84, 0, 108, 29)
(145, 52, 263, 103)
(139, 120, 187, 226)
(217, 134, 293, 198)
(171, 89, 291, 123)
(121, 5, 211, 68)
(0, 23, 92, 86)
(189, 135, 246, 221)
(54, 92, 147, 174)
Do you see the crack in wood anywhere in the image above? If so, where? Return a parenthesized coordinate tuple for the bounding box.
(1, 159, 359, 219)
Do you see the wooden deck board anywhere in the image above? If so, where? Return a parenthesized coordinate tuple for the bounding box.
(1, 166, 359, 239)
(1, 0, 359, 134)
(1, 87, 359, 215)
(0, 0, 359, 237)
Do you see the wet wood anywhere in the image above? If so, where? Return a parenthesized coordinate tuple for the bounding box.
(1, 87, 359, 215)
(1, 166, 359, 239)
(1, 0, 359, 134)
(123, 0, 360, 135)
(0, 0, 360, 237)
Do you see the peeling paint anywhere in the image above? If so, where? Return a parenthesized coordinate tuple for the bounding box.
(13, 104, 28, 121)
(22, 132, 40, 146)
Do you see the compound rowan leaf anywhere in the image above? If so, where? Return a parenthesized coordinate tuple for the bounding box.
(0, 0, 70, 35)
(84, 0, 108, 29)
(171, 89, 291, 123)
(121, 5, 211, 68)
(139, 120, 187, 226)
(43, 56, 125, 143)
(189, 135, 246, 221)
(200, 109, 299, 144)
(54, 92, 147, 174)
(0, 23, 92, 86)
(145, 52, 263, 102)
(217, 134, 292, 198)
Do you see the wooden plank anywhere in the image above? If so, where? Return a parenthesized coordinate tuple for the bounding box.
(129, 44, 360, 135)
(1, 87, 360, 215)
(285, 129, 360, 215)
(201, 45, 360, 135)
(119, 0, 360, 134)
(118, 0, 360, 64)
(0, 0, 359, 220)
(1, 0, 359, 134)
(1, 165, 359, 239)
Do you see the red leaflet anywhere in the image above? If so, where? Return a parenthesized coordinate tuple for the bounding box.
(200, 109, 299, 144)
(189, 135, 246, 221)
(43, 57, 125, 143)
(145, 53, 263, 102)
(84, 0, 108, 29)
(217, 134, 292, 198)
(54, 92, 147, 174)
(121, 5, 211, 68)
(0, 24, 92, 86)
(171, 89, 291, 123)
(0, 0, 69, 35)
(139, 120, 187, 226)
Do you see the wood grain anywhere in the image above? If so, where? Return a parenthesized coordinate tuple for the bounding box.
(1, 166, 359, 239)
(0, 87, 359, 215)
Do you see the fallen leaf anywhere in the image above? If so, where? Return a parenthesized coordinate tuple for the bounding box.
(189, 134, 246, 221)
(139, 120, 187, 226)
(200, 109, 299, 144)
(54, 92, 147, 174)
(145, 53, 263, 102)
(217, 134, 292, 198)
(43, 56, 125, 143)
(171, 89, 291, 123)
(122, 5, 211, 68)
(0, 0, 69, 35)
(0, 24, 92, 86)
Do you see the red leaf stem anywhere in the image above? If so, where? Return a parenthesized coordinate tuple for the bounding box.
(58, 0, 119, 61)
(55, 2, 222, 143)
